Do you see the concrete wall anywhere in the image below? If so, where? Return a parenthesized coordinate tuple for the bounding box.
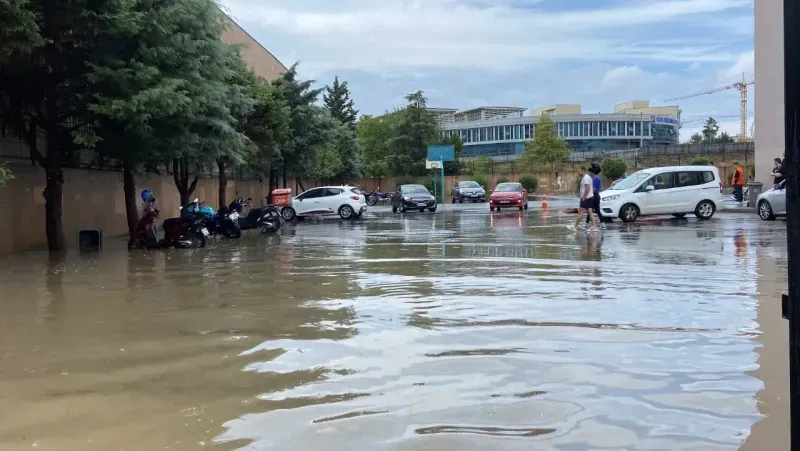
(0, 165, 270, 255)
(754, 0, 784, 182)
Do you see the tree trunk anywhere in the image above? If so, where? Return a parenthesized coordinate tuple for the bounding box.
(267, 167, 275, 204)
(43, 168, 66, 252)
(123, 163, 139, 238)
(217, 158, 227, 209)
(173, 158, 198, 207)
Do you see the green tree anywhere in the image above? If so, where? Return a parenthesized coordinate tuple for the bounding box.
(332, 122, 362, 182)
(701, 117, 719, 142)
(356, 113, 394, 187)
(470, 156, 492, 175)
(600, 157, 627, 180)
(0, 0, 139, 251)
(717, 131, 734, 143)
(473, 174, 489, 190)
(272, 63, 332, 193)
(688, 133, 704, 144)
(690, 155, 709, 166)
(241, 81, 291, 188)
(522, 115, 572, 168)
(387, 90, 440, 176)
(310, 146, 343, 184)
(519, 174, 538, 192)
(0, 165, 13, 186)
(323, 75, 358, 130)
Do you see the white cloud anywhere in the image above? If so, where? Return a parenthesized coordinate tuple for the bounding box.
(718, 50, 754, 82)
(220, 0, 753, 141)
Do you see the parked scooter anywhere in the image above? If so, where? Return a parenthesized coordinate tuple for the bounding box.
(230, 196, 282, 233)
(212, 203, 243, 238)
(161, 201, 210, 248)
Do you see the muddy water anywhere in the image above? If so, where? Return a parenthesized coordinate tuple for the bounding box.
(0, 209, 788, 450)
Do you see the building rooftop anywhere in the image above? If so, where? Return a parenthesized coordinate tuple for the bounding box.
(455, 106, 527, 113)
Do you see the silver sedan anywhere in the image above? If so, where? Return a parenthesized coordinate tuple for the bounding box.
(756, 180, 786, 220)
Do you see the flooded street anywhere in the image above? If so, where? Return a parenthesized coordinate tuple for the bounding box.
(0, 206, 789, 451)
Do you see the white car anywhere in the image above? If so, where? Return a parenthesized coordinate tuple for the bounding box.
(599, 166, 724, 223)
(757, 180, 787, 220)
(284, 186, 367, 220)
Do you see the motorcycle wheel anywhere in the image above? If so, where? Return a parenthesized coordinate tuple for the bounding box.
(260, 212, 281, 233)
(366, 195, 378, 206)
(223, 221, 242, 239)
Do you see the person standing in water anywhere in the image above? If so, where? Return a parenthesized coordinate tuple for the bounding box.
(586, 161, 602, 226)
(574, 163, 600, 232)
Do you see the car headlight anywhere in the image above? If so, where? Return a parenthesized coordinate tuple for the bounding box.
(602, 195, 620, 202)
(403, 196, 411, 201)
(430, 196, 435, 201)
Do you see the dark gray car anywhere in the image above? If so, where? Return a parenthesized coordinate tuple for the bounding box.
(451, 180, 486, 203)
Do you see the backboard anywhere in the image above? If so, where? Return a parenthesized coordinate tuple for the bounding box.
(427, 145, 455, 162)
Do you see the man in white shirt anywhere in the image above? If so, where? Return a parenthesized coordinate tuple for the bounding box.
(574, 164, 599, 231)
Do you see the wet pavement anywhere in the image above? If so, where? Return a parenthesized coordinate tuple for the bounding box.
(0, 204, 789, 451)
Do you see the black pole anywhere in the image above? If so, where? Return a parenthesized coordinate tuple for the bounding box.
(784, 0, 800, 449)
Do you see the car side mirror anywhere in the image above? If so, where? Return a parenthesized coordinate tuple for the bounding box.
(490, 189, 494, 193)
(429, 190, 434, 195)
(645, 185, 655, 192)
(247, 197, 252, 201)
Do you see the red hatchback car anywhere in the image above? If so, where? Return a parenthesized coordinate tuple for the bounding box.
(490, 182, 529, 211)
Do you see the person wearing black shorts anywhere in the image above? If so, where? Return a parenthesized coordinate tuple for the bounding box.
(574, 164, 600, 231)
(586, 162, 602, 225)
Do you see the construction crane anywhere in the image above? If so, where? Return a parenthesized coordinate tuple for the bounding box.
(664, 73, 754, 142)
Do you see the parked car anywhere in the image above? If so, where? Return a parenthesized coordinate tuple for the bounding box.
(757, 180, 787, 220)
(489, 182, 528, 211)
(451, 180, 486, 203)
(392, 184, 437, 213)
(283, 186, 367, 220)
(599, 166, 724, 223)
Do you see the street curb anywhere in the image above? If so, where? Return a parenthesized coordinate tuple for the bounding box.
(719, 208, 756, 214)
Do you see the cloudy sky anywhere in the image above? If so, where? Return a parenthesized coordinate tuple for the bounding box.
(220, 0, 754, 141)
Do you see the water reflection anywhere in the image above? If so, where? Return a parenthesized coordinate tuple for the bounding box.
(0, 210, 786, 451)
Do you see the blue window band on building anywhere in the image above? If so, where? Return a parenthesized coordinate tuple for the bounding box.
(443, 116, 679, 156)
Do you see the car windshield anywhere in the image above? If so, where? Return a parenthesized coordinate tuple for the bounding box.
(460, 181, 480, 188)
(495, 183, 521, 192)
(402, 185, 429, 194)
(608, 172, 650, 191)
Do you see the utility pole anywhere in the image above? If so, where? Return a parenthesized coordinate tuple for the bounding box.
(784, 0, 800, 449)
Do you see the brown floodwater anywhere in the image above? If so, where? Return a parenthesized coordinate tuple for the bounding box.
(0, 206, 789, 450)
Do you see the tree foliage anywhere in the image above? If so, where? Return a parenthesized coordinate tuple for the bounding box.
(519, 174, 538, 192)
(323, 75, 358, 130)
(600, 157, 627, 180)
(0, 0, 346, 250)
(523, 115, 572, 167)
(0, 165, 13, 187)
(687, 117, 736, 144)
(357, 113, 394, 182)
(690, 155, 710, 166)
(470, 156, 492, 175)
(387, 91, 440, 176)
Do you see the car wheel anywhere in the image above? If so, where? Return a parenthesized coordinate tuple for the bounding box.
(429, 207, 437, 212)
(672, 213, 687, 219)
(758, 200, 776, 221)
(451, 198, 456, 204)
(518, 205, 523, 211)
(419, 208, 425, 212)
(496, 207, 501, 212)
(524, 202, 529, 210)
(400, 204, 407, 213)
(280, 206, 296, 221)
(339, 204, 354, 219)
(694, 200, 715, 220)
(620, 204, 639, 223)
(458, 197, 463, 203)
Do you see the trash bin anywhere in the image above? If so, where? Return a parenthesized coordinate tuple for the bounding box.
(272, 188, 293, 207)
(747, 181, 763, 208)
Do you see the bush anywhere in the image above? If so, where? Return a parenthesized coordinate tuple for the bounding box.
(423, 178, 435, 193)
(690, 155, 709, 166)
(600, 157, 627, 180)
(473, 173, 489, 190)
(519, 174, 538, 192)
(496, 176, 509, 184)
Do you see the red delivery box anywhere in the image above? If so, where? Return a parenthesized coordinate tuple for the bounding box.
(271, 188, 293, 207)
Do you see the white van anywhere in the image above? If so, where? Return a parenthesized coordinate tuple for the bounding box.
(599, 166, 724, 222)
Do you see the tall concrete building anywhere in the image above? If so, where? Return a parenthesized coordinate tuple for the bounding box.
(754, 0, 784, 182)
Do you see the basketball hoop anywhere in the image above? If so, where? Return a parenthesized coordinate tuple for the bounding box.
(425, 160, 441, 169)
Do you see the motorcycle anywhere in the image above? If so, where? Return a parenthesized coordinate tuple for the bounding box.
(213, 204, 243, 239)
(230, 197, 282, 233)
(363, 190, 390, 206)
(160, 200, 211, 248)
